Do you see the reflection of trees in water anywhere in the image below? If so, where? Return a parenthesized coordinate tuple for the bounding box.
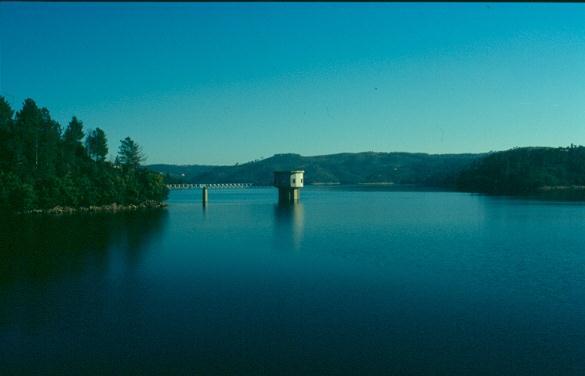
(0, 210, 168, 286)
(273, 202, 304, 251)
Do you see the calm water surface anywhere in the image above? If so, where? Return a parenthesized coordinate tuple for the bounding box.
(1, 187, 585, 375)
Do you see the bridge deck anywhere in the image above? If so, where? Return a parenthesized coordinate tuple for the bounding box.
(167, 183, 254, 190)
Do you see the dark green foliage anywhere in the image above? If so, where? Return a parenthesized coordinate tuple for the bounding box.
(0, 97, 13, 125)
(456, 146, 585, 195)
(11, 99, 62, 178)
(137, 169, 168, 201)
(63, 116, 84, 145)
(86, 128, 108, 162)
(117, 137, 145, 170)
(0, 172, 36, 211)
(162, 172, 186, 184)
(0, 97, 168, 212)
(0, 97, 15, 172)
(61, 116, 87, 174)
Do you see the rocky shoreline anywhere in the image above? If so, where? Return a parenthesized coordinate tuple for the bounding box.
(21, 200, 167, 215)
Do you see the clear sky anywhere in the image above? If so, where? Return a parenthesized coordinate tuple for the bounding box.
(1, 2, 585, 165)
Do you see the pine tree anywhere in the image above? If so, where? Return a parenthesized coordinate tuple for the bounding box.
(0, 97, 14, 171)
(117, 137, 145, 170)
(86, 128, 108, 162)
(63, 116, 84, 146)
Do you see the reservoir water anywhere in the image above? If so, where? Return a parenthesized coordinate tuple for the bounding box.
(1, 186, 585, 374)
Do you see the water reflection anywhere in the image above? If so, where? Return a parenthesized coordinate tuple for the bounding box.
(273, 202, 305, 251)
(0, 209, 168, 286)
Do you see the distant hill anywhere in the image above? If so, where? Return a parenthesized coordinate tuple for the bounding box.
(456, 145, 585, 195)
(148, 152, 483, 187)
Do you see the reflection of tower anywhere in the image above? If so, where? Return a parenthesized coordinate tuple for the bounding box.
(273, 202, 305, 251)
(273, 170, 304, 203)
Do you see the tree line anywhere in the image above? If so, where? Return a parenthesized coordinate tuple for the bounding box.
(0, 97, 168, 212)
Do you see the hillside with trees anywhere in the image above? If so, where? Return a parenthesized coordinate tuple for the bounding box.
(149, 152, 483, 186)
(456, 146, 585, 195)
(151, 146, 585, 199)
(0, 97, 168, 212)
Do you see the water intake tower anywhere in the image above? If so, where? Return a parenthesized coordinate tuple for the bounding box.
(273, 170, 304, 203)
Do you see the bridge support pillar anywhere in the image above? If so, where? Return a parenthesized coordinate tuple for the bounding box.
(202, 186, 208, 205)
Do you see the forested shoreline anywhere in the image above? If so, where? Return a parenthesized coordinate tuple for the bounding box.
(0, 97, 168, 212)
(456, 146, 585, 195)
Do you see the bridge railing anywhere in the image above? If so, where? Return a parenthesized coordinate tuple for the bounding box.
(166, 183, 254, 190)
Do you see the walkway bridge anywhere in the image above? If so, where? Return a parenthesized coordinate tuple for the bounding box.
(167, 183, 254, 190)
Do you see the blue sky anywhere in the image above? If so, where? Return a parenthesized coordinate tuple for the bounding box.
(1, 2, 585, 165)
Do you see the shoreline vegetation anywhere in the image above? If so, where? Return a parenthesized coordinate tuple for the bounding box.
(0, 97, 168, 213)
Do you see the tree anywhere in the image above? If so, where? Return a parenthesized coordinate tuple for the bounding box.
(0, 96, 13, 127)
(6, 99, 62, 179)
(62, 116, 87, 173)
(36, 107, 61, 179)
(13, 98, 44, 175)
(63, 116, 84, 146)
(86, 128, 108, 162)
(0, 97, 14, 171)
(117, 137, 145, 169)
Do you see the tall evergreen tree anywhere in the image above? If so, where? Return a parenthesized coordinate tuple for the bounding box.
(0, 97, 14, 171)
(0, 96, 12, 126)
(63, 116, 84, 146)
(36, 107, 61, 179)
(14, 98, 44, 175)
(86, 128, 108, 162)
(117, 137, 145, 169)
(62, 116, 87, 173)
